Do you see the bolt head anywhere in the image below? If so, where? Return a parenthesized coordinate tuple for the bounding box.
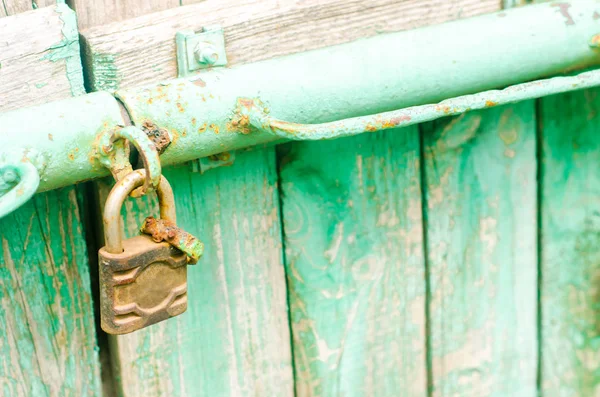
(1, 168, 18, 183)
(194, 43, 219, 65)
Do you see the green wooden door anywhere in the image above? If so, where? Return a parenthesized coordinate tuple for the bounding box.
(2, 2, 600, 397)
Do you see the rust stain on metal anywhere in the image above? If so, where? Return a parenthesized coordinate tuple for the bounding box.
(208, 152, 232, 162)
(192, 78, 207, 87)
(485, 100, 498, 107)
(436, 105, 452, 114)
(590, 33, 600, 48)
(198, 123, 208, 133)
(228, 97, 270, 134)
(141, 217, 204, 264)
(191, 118, 197, 126)
(170, 129, 180, 145)
(239, 98, 256, 110)
(48, 133, 53, 141)
(227, 114, 251, 134)
(383, 115, 412, 128)
(141, 120, 171, 154)
(551, 3, 575, 25)
(209, 124, 220, 134)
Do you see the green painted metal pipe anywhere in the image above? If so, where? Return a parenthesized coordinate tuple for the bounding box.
(1, 0, 600, 201)
(0, 92, 126, 192)
(117, 0, 600, 167)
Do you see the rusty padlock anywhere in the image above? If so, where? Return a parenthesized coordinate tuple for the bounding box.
(99, 169, 188, 335)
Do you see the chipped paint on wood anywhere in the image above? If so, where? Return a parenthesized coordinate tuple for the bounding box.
(539, 87, 600, 396)
(0, 188, 101, 396)
(278, 128, 427, 396)
(0, 5, 85, 112)
(43, 4, 85, 97)
(96, 147, 294, 397)
(421, 102, 538, 396)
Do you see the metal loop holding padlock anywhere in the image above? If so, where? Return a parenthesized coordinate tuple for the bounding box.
(96, 126, 162, 197)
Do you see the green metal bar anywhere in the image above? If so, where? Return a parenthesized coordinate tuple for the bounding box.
(0, 0, 599, 203)
(238, 69, 600, 140)
(0, 92, 126, 192)
(117, 0, 600, 167)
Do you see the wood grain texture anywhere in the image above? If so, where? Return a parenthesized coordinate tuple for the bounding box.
(421, 103, 538, 396)
(66, 0, 178, 30)
(278, 128, 427, 396)
(0, 0, 55, 16)
(1, 0, 30, 16)
(96, 147, 294, 397)
(0, 2, 101, 396)
(539, 89, 600, 396)
(0, 5, 85, 113)
(0, 188, 101, 397)
(81, 0, 500, 91)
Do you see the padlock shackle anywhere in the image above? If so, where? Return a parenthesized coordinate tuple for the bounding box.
(103, 169, 176, 254)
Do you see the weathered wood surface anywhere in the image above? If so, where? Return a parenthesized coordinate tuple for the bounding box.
(81, 0, 500, 91)
(95, 148, 294, 397)
(0, 0, 55, 17)
(421, 103, 538, 396)
(0, 2, 102, 396)
(0, 4, 85, 113)
(66, 0, 179, 30)
(278, 128, 427, 396)
(0, 188, 102, 397)
(539, 89, 600, 396)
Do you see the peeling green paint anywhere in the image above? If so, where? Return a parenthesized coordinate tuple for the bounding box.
(88, 52, 120, 92)
(41, 4, 85, 97)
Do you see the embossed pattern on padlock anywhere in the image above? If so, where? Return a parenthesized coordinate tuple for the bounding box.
(99, 169, 188, 335)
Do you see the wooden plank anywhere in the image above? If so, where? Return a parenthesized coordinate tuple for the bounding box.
(95, 147, 294, 397)
(0, 0, 30, 16)
(278, 128, 427, 396)
(0, 5, 85, 113)
(0, 1, 102, 396)
(81, 0, 500, 91)
(66, 0, 179, 30)
(0, 0, 55, 18)
(539, 88, 600, 396)
(0, 188, 102, 397)
(421, 103, 538, 396)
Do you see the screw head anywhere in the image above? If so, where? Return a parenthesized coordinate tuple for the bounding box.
(195, 43, 219, 65)
(1, 167, 18, 184)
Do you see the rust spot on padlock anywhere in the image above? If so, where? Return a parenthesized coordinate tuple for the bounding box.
(98, 170, 189, 335)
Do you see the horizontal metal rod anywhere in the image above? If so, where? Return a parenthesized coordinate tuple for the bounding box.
(1, 0, 599, 197)
(239, 69, 600, 140)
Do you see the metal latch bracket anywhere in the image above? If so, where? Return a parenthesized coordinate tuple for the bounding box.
(176, 26, 228, 78)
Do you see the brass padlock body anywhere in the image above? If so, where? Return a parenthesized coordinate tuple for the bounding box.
(99, 170, 188, 335)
